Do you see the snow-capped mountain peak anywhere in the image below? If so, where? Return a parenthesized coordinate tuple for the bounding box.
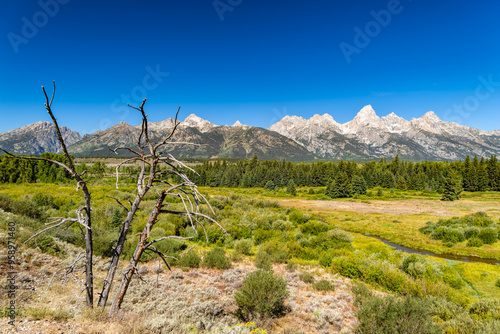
(181, 114, 216, 132)
(231, 120, 251, 129)
(381, 112, 411, 133)
(343, 105, 385, 135)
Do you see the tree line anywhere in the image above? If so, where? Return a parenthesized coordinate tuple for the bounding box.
(0, 154, 109, 184)
(2, 152, 500, 198)
(185, 153, 500, 196)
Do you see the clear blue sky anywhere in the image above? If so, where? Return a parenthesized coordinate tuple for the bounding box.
(1, 0, 499, 134)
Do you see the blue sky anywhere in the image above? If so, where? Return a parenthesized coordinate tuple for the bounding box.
(1, 0, 500, 134)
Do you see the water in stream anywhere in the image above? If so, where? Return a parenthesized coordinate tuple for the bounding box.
(365, 235, 500, 266)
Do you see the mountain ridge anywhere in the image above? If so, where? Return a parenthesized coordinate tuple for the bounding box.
(1, 107, 500, 161)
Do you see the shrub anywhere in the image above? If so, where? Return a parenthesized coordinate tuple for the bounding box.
(254, 249, 272, 271)
(327, 228, 354, 243)
(313, 279, 335, 292)
(300, 220, 329, 235)
(308, 188, 315, 194)
(179, 249, 201, 268)
(469, 299, 500, 320)
(318, 253, 333, 268)
(265, 180, 276, 191)
(442, 228, 465, 244)
(285, 262, 297, 272)
(356, 296, 441, 334)
(467, 237, 483, 247)
(271, 219, 293, 231)
(464, 226, 481, 239)
(202, 247, 231, 270)
(235, 270, 289, 320)
(478, 227, 498, 245)
(32, 193, 58, 209)
(289, 211, 310, 225)
(496, 278, 500, 288)
(235, 239, 254, 255)
(36, 236, 62, 257)
(299, 271, 315, 283)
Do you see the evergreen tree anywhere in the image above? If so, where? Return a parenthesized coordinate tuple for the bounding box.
(441, 171, 463, 201)
(286, 179, 297, 196)
(396, 176, 407, 190)
(477, 157, 488, 191)
(487, 155, 499, 191)
(382, 170, 395, 189)
(328, 172, 352, 198)
(462, 155, 475, 191)
(264, 180, 276, 191)
(352, 175, 367, 195)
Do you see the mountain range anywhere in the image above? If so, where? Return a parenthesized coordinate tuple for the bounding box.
(1, 105, 500, 161)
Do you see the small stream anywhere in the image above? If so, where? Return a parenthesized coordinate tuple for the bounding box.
(364, 235, 500, 265)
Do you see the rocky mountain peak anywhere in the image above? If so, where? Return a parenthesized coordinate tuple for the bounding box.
(355, 105, 378, 119)
(421, 111, 441, 122)
(381, 112, 411, 133)
(182, 114, 215, 132)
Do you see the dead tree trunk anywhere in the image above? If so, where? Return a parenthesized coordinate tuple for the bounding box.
(97, 184, 148, 307)
(0, 82, 94, 307)
(109, 190, 167, 315)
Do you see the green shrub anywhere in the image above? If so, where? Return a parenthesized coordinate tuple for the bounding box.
(356, 296, 441, 334)
(202, 247, 231, 270)
(259, 240, 289, 263)
(352, 283, 373, 306)
(308, 188, 315, 194)
(289, 211, 310, 225)
(318, 253, 333, 268)
(254, 249, 272, 271)
(300, 220, 329, 235)
(299, 271, 314, 283)
(235, 270, 289, 320)
(285, 262, 297, 272)
(235, 238, 254, 255)
(469, 299, 500, 320)
(312, 279, 335, 292)
(32, 193, 59, 209)
(264, 180, 276, 191)
(327, 228, 353, 243)
(36, 236, 62, 257)
(464, 226, 481, 239)
(467, 237, 483, 247)
(478, 227, 498, 245)
(496, 278, 500, 288)
(179, 250, 201, 268)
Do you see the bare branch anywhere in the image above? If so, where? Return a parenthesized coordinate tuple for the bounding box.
(154, 106, 181, 150)
(24, 217, 77, 244)
(46, 252, 85, 291)
(0, 149, 75, 176)
(144, 235, 193, 249)
(105, 196, 129, 211)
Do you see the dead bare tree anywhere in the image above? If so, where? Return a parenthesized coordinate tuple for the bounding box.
(0, 81, 94, 307)
(0, 84, 224, 314)
(101, 99, 225, 316)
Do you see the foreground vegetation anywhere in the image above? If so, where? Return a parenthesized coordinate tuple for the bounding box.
(1, 177, 500, 332)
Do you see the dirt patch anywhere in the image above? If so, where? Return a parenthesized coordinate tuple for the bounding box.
(278, 199, 500, 217)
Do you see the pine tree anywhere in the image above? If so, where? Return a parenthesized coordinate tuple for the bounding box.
(477, 157, 488, 191)
(352, 175, 367, 195)
(462, 155, 476, 191)
(286, 179, 297, 196)
(396, 176, 407, 190)
(441, 171, 462, 201)
(327, 172, 352, 198)
(487, 155, 499, 191)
